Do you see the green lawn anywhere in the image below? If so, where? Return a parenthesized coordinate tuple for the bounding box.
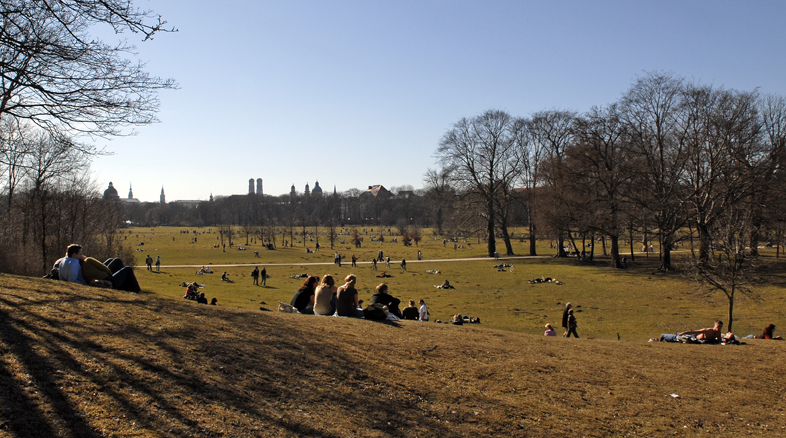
(125, 226, 785, 340)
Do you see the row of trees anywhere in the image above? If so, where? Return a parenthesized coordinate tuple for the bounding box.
(434, 72, 786, 272)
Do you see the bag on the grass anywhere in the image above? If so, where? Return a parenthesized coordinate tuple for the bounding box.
(278, 301, 297, 313)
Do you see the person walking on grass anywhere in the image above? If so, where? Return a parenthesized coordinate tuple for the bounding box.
(561, 302, 573, 337)
(401, 259, 407, 272)
(145, 254, 153, 271)
(261, 266, 267, 286)
(155, 255, 161, 272)
(565, 309, 579, 338)
(251, 266, 260, 286)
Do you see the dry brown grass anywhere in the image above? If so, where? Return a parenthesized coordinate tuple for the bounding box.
(1, 274, 785, 437)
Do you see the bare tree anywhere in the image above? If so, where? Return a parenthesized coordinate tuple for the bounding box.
(528, 109, 577, 257)
(436, 110, 522, 257)
(513, 117, 544, 256)
(423, 168, 454, 236)
(680, 85, 763, 264)
(570, 104, 630, 267)
(685, 207, 759, 332)
(621, 72, 690, 271)
(0, 0, 177, 136)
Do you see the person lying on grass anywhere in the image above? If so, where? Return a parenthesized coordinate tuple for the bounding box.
(746, 324, 783, 340)
(528, 277, 562, 284)
(678, 320, 723, 343)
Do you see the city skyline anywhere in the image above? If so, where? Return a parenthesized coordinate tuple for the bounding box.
(87, 1, 786, 202)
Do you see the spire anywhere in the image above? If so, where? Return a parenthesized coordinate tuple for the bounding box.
(128, 183, 134, 199)
(160, 186, 166, 204)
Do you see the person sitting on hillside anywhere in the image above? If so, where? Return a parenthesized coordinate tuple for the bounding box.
(290, 275, 318, 314)
(210, 297, 218, 305)
(678, 320, 724, 343)
(221, 272, 233, 282)
(544, 323, 557, 337)
(372, 283, 402, 318)
(402, 300, 419, 320)
(313, 275, 337, 316)
(197, 292, 208, 304)
(184, 282, 200, 300)
(754, 324, 782, 340)
(59, 244, 88, 285)
(376, 272, 394, 278)
(336, 274, 364, 318)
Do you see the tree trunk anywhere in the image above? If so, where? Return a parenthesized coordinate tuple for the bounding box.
(727, 288, 735, 333)
(556, 231, 567, 257)
(610, 234, 622, 268)
(486, 198, 496, 257)
(588, 233, 595, 261)
(528, 221, 537, 256)
(501, 225, 514, 256)
(697, 221, 711, 265)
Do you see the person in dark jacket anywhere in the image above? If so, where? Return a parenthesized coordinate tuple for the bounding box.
(402, 300, 419, 320)
(290, 275, 318, 314)
(561, 302, 573, 337)
(371, 283, 402, 318)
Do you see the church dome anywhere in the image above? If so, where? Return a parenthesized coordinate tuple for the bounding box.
(103, 182, 119, 200)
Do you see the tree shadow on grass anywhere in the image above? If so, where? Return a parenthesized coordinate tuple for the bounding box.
(0, 283, 451, 436)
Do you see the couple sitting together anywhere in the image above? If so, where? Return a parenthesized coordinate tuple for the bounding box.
(55, 244, 141, 293)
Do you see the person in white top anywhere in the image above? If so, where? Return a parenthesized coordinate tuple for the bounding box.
(418, 299, 428, 321)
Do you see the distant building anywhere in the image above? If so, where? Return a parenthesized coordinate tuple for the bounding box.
(256, 178, 263, 195)
(312, 181, 323, 196)
(122, 183, 141, 204)
(248, 179, 254, 195)
(290, 184, 296, 197)
(305, 182, 310, 197)
(102, 182, 119, 200)
(160, 187, 166, 204)
(361, 185, 392, 199)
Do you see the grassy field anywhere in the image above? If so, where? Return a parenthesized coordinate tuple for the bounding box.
(126, 226, 786, 339)
(0, 274, 784, 437)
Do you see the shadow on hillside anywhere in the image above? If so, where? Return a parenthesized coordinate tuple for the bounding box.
(0, 285, 443, 436)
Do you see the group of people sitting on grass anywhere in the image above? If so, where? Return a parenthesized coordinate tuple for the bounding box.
(50, 244, 141, 293)
(649, 321, 782, 344)
(182, 281, 217, 305)
(285, 274, 428, 321)
(528, 277, 562, 285)
(196, 266, 213, 274)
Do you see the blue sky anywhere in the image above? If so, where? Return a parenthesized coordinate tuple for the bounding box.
(89, 0, 786, 202)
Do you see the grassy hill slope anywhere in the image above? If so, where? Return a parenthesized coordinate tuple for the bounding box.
(0, 275, 784, 437)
